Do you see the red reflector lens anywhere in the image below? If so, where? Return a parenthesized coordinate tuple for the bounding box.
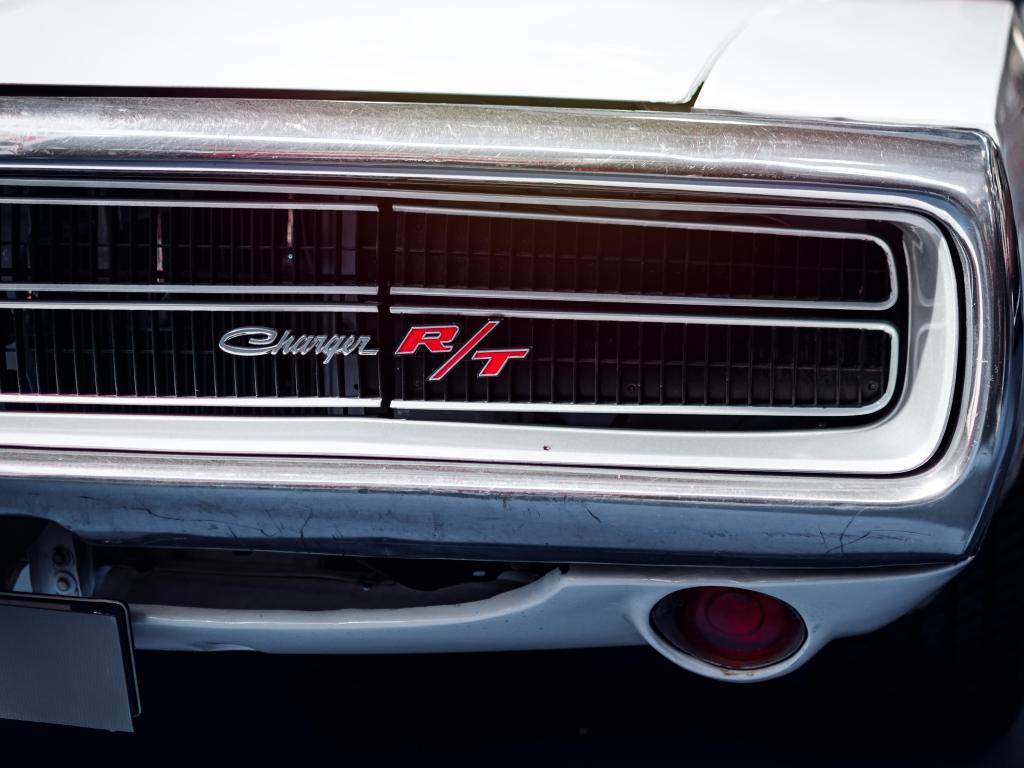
(650, 587, 806, 670)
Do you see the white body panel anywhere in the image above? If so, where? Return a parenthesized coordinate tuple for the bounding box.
(0, 0, 1014, 133)
(696, 0, 1016, 135)
(130, 563, 964, 682)
(0, 0, 762, 104)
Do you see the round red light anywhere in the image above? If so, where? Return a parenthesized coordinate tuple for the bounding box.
(650, 587, 806, 670)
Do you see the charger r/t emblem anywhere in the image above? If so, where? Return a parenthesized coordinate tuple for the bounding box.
(395, 320, 529, 381)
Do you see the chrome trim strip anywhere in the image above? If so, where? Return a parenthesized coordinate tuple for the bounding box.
(0, 176, 973, 220)
(0, 174, 961, 240)
(389, 400, 892, 417)
(0, 283, 379, 295)
(0, 395, 381, 407)
(0, 197, 378, 212)
(392, 204, 897, 310)
(390, 286, 887, 311)
(389, 304, 897, 329)
(0, 300, 378, 312)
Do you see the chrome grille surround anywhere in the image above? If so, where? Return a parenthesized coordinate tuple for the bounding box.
(0, 183, 950, 474)
(0, 91, 1017, 568)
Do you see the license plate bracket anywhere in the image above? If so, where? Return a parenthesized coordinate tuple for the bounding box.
(0, 592, 140, 731)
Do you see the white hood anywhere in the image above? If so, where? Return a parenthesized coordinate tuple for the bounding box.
(0, 0, 764, 103)
(0, 0, 1015, 132)
(697, 0, 1015, 135)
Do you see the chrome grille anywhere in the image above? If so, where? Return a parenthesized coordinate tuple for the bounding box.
(0, 190, 904, 425)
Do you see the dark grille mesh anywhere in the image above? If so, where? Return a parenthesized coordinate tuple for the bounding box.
(393, 315, 890, 409)
(0, 307, 380, 404)
(395, 210, 892, 303)
(0, 203, 378, 288)
(0, 191, 903, 424)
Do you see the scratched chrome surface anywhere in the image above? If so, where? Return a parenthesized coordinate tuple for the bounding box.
(0, 95, 1004, 185)
(0, 25, 1019, 564)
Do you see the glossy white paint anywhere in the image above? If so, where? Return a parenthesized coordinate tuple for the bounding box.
(0, 0, 1015, 133)
(696, 0, 1016, 134)
(0, 0, 763, 103)
(129, 563, 964, 682)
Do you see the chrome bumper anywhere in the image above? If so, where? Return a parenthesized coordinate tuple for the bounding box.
(0, 448, 1007, 565)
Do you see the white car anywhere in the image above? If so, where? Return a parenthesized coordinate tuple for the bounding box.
(0, 0, 1021, 735)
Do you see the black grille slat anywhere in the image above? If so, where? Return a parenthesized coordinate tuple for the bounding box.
(393, 315, 890, 410)
(0, 203, 378, 289)
(394, 210, 893, 304)
(0, 308, 380, 407)
(0, 192, 904, 424)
